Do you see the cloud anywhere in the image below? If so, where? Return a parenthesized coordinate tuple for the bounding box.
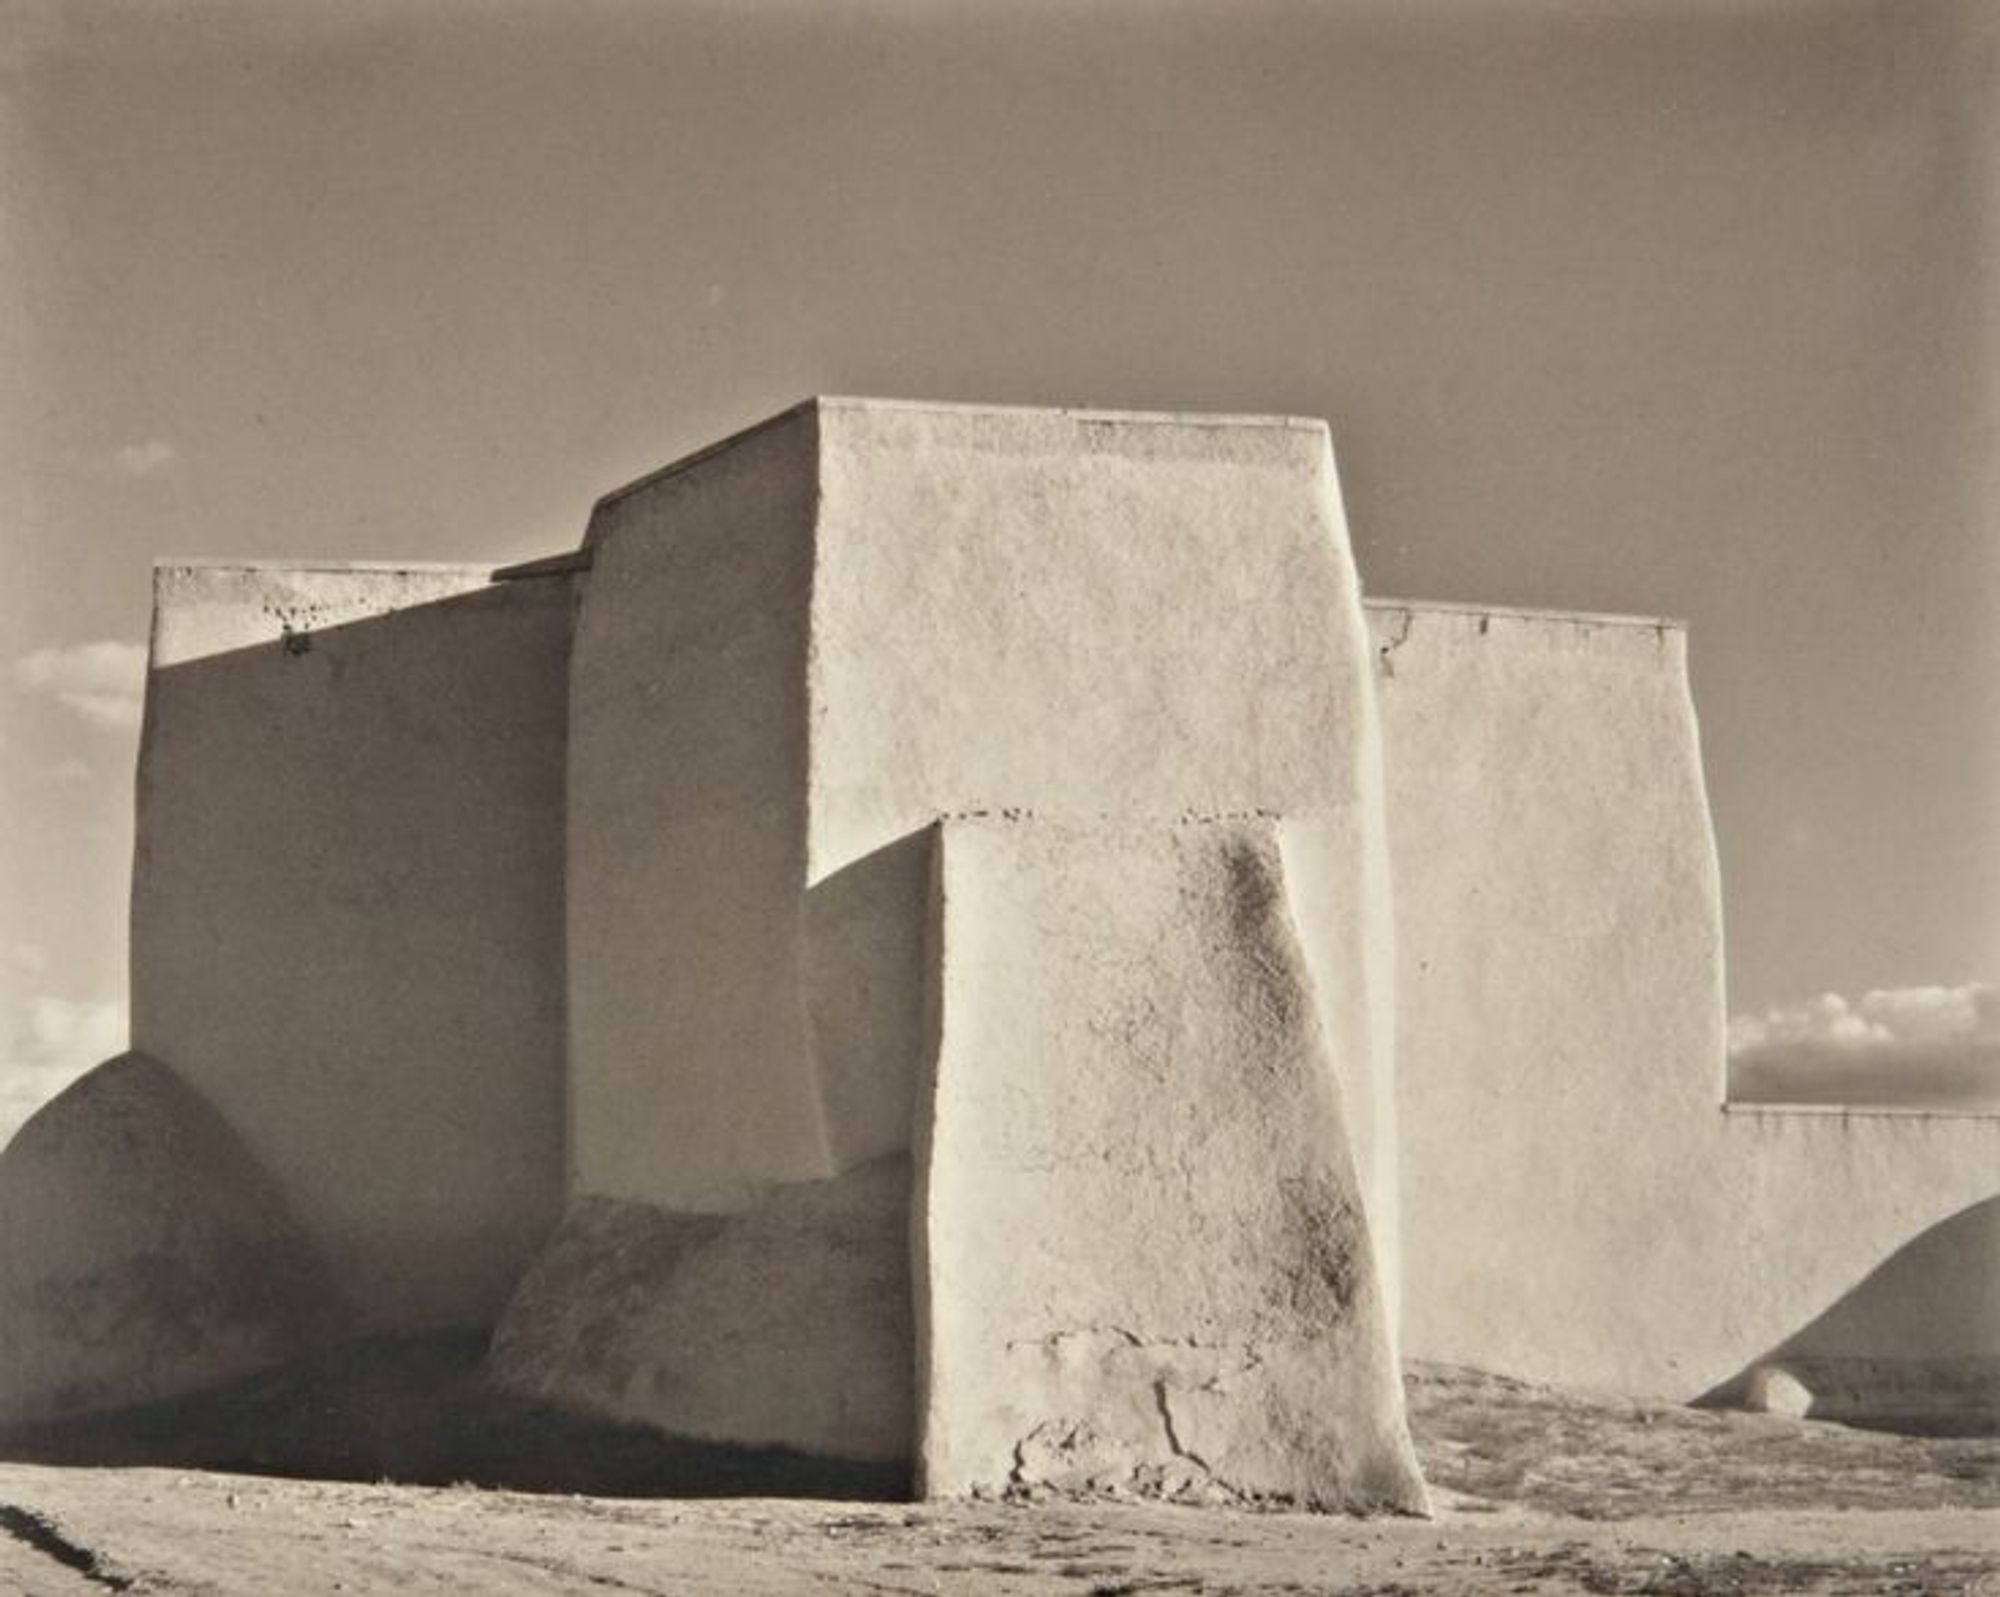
(23, 995, 126, 1059)
(112, 439, 177, 477)
(2, 995, 127, 1149)
(10, 639, 147, 731)
(1729, 983, 2000, 1110)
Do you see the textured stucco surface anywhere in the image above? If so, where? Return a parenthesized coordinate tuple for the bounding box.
(131, 566, 572, 1330)
(807, 402, 1374, 878)
(86, 398, 1996, 1474)
(568, 402, 1401, 1303)
(568, 411, 827, 1210)
(0, 1053, 336, 1424)
(803, 829, 936, 1173)
(917, 818, 1425, 1512)
(148, 562, 500, 667)
(1372, 602, 2000, 1401)
(1701, 1110, 2000, 1416)
(1702, 1194, 1999, 1431)
(810, 401, 1402, 1305)
(487, 1156, 914, 1464)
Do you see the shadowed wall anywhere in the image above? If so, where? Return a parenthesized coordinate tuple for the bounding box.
(131, 565, 572, 1330)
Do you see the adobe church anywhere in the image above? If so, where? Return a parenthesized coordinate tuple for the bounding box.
(1, 401, 1991, 1507)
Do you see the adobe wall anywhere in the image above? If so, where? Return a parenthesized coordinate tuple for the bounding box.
(567, 410, 828, 1211)
(918, 817, 1423, 1511)
(131, 563, 573, 1330)
(568, 401, 1402, 1293)
(808, 400, 1400, 1291)
(1703, 1109, 1999, 1419)
(1372, 601, 2000, 1400)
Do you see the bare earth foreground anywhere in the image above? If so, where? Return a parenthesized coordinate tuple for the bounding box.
(0, 1365, 1990, 1596)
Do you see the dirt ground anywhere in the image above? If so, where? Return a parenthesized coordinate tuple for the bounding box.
(0, 1363, 1990, 1595)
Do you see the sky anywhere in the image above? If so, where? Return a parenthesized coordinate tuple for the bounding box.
(2, 0, 1996, 1132)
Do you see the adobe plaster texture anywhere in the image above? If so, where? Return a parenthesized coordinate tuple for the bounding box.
(809, 402, 1402, 1320)
(131, 564, 573, 1330)
(568, 401, 1401, 1313)
(0, 1053, 334, 1424)
(1703, 1192, 1998, 1431)
(1370, 601, 2000, 1402)
(917, 818, 1425, 1513)
(146, 561, 502, 669)
(566, 414, 829, 1212)
(488, 1155, 916, 1464)
(1699, 1109, 1999, 1420)
(539, 400, 1411, 1484)
(10, 396, 1991, 1477)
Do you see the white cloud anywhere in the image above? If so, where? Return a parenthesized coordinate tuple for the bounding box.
(112, 439, 177, 477)
(11, 639, 147, 731)
(2, 995, 128, 1149)
(1854, 984, 1986, 1046)
(1729, 982, 2000, 1109)
(24, 995, 126, 1059)
(1729, 984, 2000, 1056)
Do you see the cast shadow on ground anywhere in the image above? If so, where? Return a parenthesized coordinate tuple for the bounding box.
(0, 1329, 913, 1500)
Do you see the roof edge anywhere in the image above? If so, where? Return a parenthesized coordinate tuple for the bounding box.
(1365, 596, 1688, 632)
(589, 396, 1331, 515)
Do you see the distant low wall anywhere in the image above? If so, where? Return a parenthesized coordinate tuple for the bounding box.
(131, 563, 573, 1330)
(1702, 1109, 1999, 1424)
(1373, 601, 2000, 1401)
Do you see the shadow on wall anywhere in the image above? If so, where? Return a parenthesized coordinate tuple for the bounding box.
(1697, 1196, 2000, 1436)
(132, 576, 572, 1334)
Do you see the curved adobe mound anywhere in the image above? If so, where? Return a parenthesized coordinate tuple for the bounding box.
(0, 1051, 340, 1425)
(488, 1154, 915, 1469)
(1701, 1196, 2000, 1434)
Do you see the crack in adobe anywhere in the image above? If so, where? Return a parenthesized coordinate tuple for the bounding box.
(0, 1504, 135, 1591)
(1006, 1328, 1264, 1357)
(1375, 607, 1415, 677)
(1005, 1327, 1143, 1353)
(1007, 1432, 1033, 1494)
(1151, 1380, 1220, 1483)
